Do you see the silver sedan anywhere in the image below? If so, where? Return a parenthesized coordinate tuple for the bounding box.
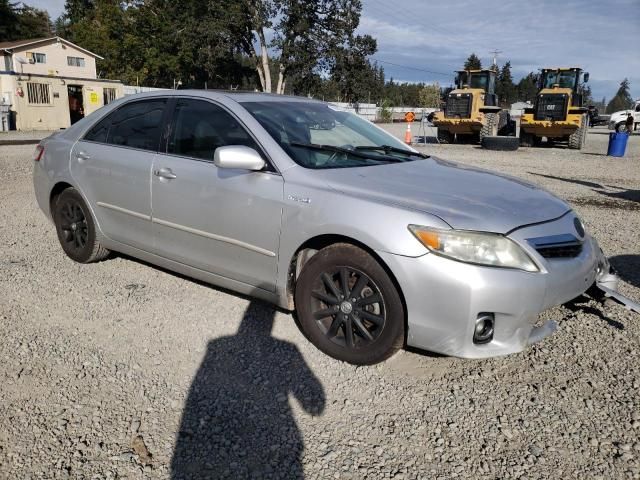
(33, 91, 619, 364)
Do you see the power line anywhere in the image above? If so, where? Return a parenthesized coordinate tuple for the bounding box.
(370, 57, 452, 77)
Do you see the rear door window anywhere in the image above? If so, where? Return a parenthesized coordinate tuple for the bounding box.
(83, 99, 167, 151)
(106, 99, 166, 151)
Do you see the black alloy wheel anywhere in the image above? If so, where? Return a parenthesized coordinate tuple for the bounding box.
(295, 243, 405, 365)
(58, 199, 89, 252)
(310, 266, 385, 349)
(53, 188, 110, 263)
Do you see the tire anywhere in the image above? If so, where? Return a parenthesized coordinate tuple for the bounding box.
(481, 135, 520, 151)
(295, 243, 405, 365)
(615, 122, 628, 133)
(568, 114, 587, 150)
(53, 188, 110, 263)
(480, 113, 498, 142)
(520, 131, 534, 147)
(437, 128, 454, 144)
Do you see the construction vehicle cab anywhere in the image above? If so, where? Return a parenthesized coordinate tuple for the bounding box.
(432, 69, 505, 144)
(520, 67, 590, 149)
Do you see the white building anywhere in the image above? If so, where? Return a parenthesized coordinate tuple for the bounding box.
(0, 36, 124, 130)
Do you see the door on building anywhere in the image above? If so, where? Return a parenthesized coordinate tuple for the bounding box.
(67, 85, 84, 125)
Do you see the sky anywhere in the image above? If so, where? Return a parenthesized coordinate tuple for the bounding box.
(28, 0, 640, 101)
(359, 0, 640, 101)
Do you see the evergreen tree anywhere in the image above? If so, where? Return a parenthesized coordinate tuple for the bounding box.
(0, 0, 20, 41)
(606, 78, 634, 113)
(581, 85, 593, 106)
(516, 72, 539, 103)
(0, 1, 52, 41)
(464, 53, 481, 70)
(496, 61, 517, 107)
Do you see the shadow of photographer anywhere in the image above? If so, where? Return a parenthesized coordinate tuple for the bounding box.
(171, 301, 325, 479)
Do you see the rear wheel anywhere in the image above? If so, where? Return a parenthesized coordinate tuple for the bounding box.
(295, 244, 405, 365)
(437, 128, 454, 144)
(53, 188, 109, 263)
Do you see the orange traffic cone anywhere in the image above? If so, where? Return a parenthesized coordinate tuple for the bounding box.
(404, 123, 412, 145)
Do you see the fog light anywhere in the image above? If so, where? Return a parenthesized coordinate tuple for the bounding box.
(473, 313, 494, 344)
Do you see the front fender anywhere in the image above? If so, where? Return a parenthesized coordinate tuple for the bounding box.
(275, 179, 448, 303)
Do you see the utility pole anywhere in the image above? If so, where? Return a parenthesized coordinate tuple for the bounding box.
(489, 49, 502, 71)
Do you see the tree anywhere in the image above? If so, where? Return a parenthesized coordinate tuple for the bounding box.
(464, 53, 481, 70)
(516, 72, 538, 103)
(0, 0, 20, 41)
(496, 61, 517, 107)
(0, 0, 52, 41)
(606, 78, 634, 113)
(61, 0, 252, 88)
(241, 0, 372, 94)
(418, 83, 441, 108)
(581, 84, 593, 106)
(15, 4, 53, 38)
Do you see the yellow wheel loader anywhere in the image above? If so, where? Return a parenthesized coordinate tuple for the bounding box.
(519, 67, 590, 149)
(432, 69, 508, 144)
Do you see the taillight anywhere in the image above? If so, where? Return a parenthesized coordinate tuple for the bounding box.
(33, 145, 44, 162)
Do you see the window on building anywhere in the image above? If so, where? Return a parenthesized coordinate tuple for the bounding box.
(67, 56, 85, 67)
(26, 52, 46, 63)
(103, 88, 117, 105)
(26, 83, 51, 104)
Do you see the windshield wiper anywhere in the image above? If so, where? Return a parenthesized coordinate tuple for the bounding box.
(290, 142, 404, 163)
(354, 145, 430, 159)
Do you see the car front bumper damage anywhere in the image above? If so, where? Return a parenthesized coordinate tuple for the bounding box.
(378, 217, 636, 359)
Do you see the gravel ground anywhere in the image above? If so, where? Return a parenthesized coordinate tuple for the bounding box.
(1, 127, 639, 479)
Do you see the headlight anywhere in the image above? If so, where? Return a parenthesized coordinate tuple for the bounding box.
(408, 225, 539, 272)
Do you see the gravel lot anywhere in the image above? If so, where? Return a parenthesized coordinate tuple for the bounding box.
(1, 127, 639, 479)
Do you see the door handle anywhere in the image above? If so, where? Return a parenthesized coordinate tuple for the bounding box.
(76, 151, 90, 162)
(153, 168, 177, 180)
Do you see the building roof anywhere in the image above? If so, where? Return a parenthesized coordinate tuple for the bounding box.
(0, 36, 104, 60)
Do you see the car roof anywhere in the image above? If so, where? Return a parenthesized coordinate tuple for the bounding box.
(121, 89, 324, 104)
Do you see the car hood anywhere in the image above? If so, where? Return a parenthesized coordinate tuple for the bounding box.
(316, 157, 570, 233)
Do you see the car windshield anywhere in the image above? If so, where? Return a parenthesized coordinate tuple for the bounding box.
(542, 71, 578, 89)
(242, 101, 425, 169)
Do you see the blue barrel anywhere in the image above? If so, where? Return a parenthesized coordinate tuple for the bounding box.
(607, 132, 629, 157)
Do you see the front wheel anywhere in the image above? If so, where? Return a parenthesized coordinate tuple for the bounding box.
(295, 244, 405, 365)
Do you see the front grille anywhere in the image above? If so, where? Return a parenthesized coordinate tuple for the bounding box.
(445, 93, 471, 119)
(534, 94, 568, 121)
(535, 244, 583, 258)
(527, 233, 583, 259)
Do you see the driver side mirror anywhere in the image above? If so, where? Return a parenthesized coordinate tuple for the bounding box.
(583, 72, 589, 83)
(214, 145, 266, 171)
